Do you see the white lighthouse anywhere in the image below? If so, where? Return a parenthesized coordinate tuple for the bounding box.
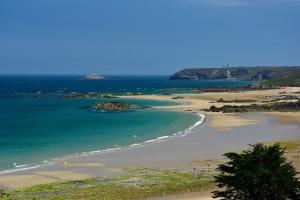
(226, 63, 231, 79)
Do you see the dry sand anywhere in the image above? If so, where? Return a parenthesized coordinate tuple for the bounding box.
(149, 190, 215, 200)
(121, 87, 300, 130)
(0, 171, 91, 189)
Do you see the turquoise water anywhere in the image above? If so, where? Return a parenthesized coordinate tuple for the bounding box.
(0, 97, 199, 171)
(0, 75, 252, 172)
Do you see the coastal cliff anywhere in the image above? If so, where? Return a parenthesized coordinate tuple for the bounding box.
(170, 66, 300, 81)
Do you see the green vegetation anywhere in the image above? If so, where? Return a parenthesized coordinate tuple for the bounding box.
(2, 141, 300, 200)
(276, 141, 300, 151)
(0, 168, 214, 200)
(262, 77, 300, 87)
(213, 143, 300, 200)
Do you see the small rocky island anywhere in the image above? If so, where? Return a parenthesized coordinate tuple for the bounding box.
(93, 101, 145, 112)
(84, 74, 105, 80)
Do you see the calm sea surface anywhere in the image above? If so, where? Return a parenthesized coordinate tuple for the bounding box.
(0, 75, 252, 172)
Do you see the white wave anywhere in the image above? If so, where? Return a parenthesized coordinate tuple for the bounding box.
(14, 164, 28, 168)
(0, 166, 39, 174)
(101, 147, 122, 152)
(179, 113, 205, 134)
(144, 135, 170, 143)
(0, 164, 48, 175)
(130, 143, 141, 147)
(158, 135, 169, 140)
(144, 138, 160, 143)
(88, 150, 103, 154)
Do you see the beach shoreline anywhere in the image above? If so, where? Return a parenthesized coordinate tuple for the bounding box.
(0, 87, 300, 193)
(0, 110, 205, 176)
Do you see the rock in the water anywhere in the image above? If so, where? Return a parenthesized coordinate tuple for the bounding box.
(93, 101, 143, 112)
(63, 92, 117, 99)
(84, 74, 105, 80)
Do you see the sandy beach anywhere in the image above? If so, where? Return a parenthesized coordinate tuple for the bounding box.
(2, 0, 300, 197)
(0, 87, 300, 199)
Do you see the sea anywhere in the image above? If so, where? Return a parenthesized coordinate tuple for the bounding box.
(0, 75, 252, 173)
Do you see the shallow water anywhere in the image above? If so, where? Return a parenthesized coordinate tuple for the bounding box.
(0, 97, 199, 171)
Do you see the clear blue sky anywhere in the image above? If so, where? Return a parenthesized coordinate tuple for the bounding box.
(1, 0, 300, 75)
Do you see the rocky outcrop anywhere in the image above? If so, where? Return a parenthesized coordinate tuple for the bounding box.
(214, 98, 256, 103)
(93, 101, 145, 112)
(170, 66, 300, 81)
(63, 92, 145, 99)
(83, 74, 104, 80)
(63, 92, 117, 99)
(205, 101, 300, 113)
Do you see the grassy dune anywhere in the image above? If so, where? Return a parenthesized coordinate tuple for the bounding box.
(1, 141, 299, 200)
(0, 169, 214, 200)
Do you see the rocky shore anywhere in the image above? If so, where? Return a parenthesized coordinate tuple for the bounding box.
(163, 85, 280, 94)
(93, 101, 145, 112)
(205, 101, 300, 113)
(212, 98, 256, 103)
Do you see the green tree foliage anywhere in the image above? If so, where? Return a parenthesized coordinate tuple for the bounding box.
(213, 143, 300, 200)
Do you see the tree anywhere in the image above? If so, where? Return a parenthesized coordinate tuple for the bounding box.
(213, 143, 300, 200)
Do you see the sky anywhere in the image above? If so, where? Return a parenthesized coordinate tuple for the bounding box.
(0, 0, 300, 75)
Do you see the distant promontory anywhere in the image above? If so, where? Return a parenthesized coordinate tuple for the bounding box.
(170, 66, 300, 81)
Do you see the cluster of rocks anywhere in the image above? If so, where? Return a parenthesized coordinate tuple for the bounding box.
(172, 96, 184, 99)
(213, 98, 256, 103)
(63, 92, 117, 99)
(205, 101, 300, 113)
(93, 101, 144, 112)
(262, 95, 299, 103)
